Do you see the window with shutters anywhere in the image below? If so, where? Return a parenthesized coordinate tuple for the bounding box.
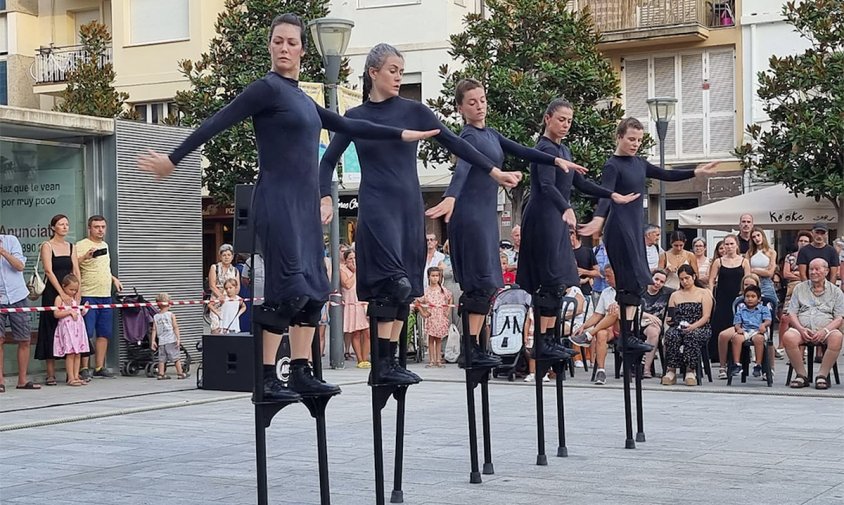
(621, 47, 736, 160)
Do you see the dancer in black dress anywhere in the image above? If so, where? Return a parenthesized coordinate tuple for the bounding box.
(579, 118, 718, 346)
(426, 80, 589, 366)
(319, 45, 520, 384)
(139, 15, 438, 401)
(517, 99, 638, 354)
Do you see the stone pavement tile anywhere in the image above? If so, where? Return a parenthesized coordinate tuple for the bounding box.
(802, 482, 844, 504)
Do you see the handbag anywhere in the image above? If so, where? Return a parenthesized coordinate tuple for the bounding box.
(26, 249, 46, 300)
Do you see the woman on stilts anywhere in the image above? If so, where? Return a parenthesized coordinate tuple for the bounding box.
(319, 45, 521, 385)
(517, 99, 638, 358)
(426, 79, 592, 367)
(138, 14, 438, 402)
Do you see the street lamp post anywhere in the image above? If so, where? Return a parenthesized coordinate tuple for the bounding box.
(309, 17, 354, 370)
(646, 97, 677, 245)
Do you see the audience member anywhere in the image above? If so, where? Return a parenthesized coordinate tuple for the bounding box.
(662, 265, 713, 386)
(797, 223, 839, 283)
(737, 213, 754, 255)
(692, 237, 711, 289)
(717, 284, 772, 379)
(0, 234, 40, 391)
(658, 230, 697, 289)
(644, 224, 663, 273)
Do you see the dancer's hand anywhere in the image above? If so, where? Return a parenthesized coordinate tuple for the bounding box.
(694, 161, 720, 176)
(562, 208, 577, 229)
(138, 149, 175, 180)
(400, 129, 440, 142)
(578, 216, 605, 237)
(426, 197, 455, 222)
(490, 168, 521, 188)
(555, 158, 587, 175)
(320, 196, 334, 224)
(610, 192, 640, 204)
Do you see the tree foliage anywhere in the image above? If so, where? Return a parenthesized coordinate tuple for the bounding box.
(736, 0, 844, 224)
(175, 0, 347, 203)
(420, 0, 624, 221)
(55, 21, 133, 119)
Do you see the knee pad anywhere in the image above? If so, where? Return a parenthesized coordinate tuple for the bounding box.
(382, 275, 413, 304)
(290, 299, 325, 327)
(254, 295, 311, 333)
(367, 297, 400, 322)
(460, 289, 496, 316)
(534, 286, 564, 318)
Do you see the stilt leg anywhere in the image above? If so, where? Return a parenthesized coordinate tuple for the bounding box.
(480, 375, 494, 475)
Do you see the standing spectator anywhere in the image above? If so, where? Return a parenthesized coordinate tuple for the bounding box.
(797, 223, 839, 283)
(713, 240, 726, 262)
(234, 254, 252, 331)
(241, 254, 265, 306)
(571, 230, 599, 298)
(834, 237, 844, 266)
(784, 258, 844, 389)
(35, 214, 80, 386)
(340, 249, 370, 368)
(708, 234, 750, 362)
(419, 266, 452, 367)
(641, 269, 674, 377)
(658, 230, 697, 289)
(692, 237, 712, 289)
(505, 225, 521, 272)
(501, 253, 516, 284)
(737, 213, 754, 255)
(592, 233, 610, 305)
(52, 274, 90, 386)
(209, 279, 246, 334)
(440, 240, 462, 336)
(661, 265, 713, 386)
(207, 244, 240, 333)
(76, 215, 123, 379)
(746, 226, 778, 307)
(0, 234, 40, 391)
(644, 224, 662, 273)
(150, 292, 188, 380)
(779, 233, 811, 358)
(423, 233, 446, 289)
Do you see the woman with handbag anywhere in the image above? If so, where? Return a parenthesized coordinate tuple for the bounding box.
(34, 214, 81, 386)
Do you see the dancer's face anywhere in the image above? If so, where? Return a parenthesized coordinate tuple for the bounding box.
(370, 55, 404, 99)
(544, 106, 573, 141)
(268, 23, 304, 76)
(457, 86, 487, 124)
(616, 126, 644, 156)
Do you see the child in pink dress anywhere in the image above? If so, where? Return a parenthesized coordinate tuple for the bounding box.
(419, 267, 453, 368)
(53, 274, 90, 386)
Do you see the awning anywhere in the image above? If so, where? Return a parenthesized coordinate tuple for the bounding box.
(678, 184, 838, 230)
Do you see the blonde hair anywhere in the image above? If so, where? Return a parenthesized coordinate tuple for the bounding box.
(156, 292, 171, 303)
(223, 278, 238, 289)
(741, 273, 760, 288)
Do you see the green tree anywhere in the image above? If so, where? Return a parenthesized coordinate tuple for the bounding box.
(736, 0, 844, 225)
(55, 21, 133, 118)
(175, 0, 345, 203)
(420, 0, 624, 222)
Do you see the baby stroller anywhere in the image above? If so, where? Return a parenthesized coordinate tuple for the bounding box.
(490, 285, 531, 381)
(119, 288, 192, 377)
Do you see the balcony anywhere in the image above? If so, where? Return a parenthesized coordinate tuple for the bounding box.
(578, 0, 735, 48)
(31, 44, 113, 93)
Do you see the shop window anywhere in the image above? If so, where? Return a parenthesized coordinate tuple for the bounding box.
(134, 101, 179, 124)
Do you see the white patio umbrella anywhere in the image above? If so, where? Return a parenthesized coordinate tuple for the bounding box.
(678, 184, 837, 230)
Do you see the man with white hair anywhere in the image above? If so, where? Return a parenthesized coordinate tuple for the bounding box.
(783, 258, 844, 389)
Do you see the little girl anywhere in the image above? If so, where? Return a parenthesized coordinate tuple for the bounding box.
(53, 274, 90, 386)
(419, 267, 452, 368)
(210, 278, 246, 334)
(150, 292, 187, 379)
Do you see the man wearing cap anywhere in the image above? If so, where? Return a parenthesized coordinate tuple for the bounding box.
(797, 223, 839, 283)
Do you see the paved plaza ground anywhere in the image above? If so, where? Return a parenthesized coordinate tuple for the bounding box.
(2, 361, 844, 505)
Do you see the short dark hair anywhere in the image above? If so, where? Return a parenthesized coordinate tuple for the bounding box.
(743, 284, 762, 297)
(87, 215, 106, 227)
(268, 13, 307, 48)
(652, 268, 668, 279)
(616, 117, 644, 137)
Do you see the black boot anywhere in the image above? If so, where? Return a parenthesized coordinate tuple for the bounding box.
(532, 334, 576, 361)
(619, 336, 654, 354)
(369, 358, 417, 385)
(259, 365, 301, 402)
(287, 360, 341, 397)
(389, 341, 422, 382)
(458, 345, 501, 369)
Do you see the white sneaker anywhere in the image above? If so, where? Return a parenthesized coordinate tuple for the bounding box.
(574, 360, 584, 368)
(542, 374, 550, 383)
(524, 373, 535, 382)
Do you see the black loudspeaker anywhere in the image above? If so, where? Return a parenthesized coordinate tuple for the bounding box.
(200, 333, 255, 392)
(233, 184, 255, 254)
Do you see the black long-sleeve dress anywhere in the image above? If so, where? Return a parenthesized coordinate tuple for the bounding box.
(168, 72, 403, 306)
(594, 155, 695, 295)
(443, 125, 559, 294)
(318, 96, 497, 301)
(516, 137, 613, 294)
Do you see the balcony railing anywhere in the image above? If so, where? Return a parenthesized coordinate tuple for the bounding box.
(579, 0, 734, 36)
(31, 44, 113, 85)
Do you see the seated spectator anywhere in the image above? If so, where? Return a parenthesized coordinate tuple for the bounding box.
(522, 308, 548, 383)
(563, 284, 589, 368)
(571, 264, 618, 385)
(784, 258, 844, 390)
(662, 265, 713, 386)
(717, 285, 772, 379)
(641, 269, 674, 378)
